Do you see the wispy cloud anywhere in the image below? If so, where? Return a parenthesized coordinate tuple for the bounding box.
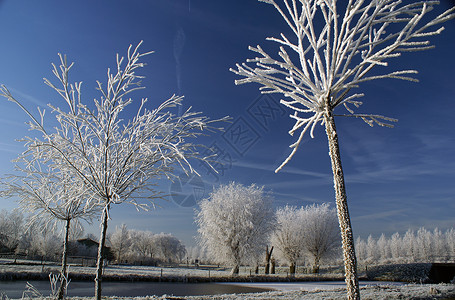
(231, 159, 330, 179)
(7, 86, 47, 108)
(353, 208, 408, 221)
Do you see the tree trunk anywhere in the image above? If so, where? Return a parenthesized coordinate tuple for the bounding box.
(312, 255, 320, 274)
(324, 108, 360, 300)
(95, 204, 110, 300)
(230, 264, 240, 275)
(265, 245, 273, 275)
(289, 262, 296, 275)
(271, 258, 275, 274)
(57, 218, 71, 300)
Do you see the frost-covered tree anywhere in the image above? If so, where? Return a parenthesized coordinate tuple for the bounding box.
(0, 209, 24, 253)
(366, 235, 378, 262)
(416, 227, 432, 261)
(431, 228, 446, 259)
(376, 234, 389, 262)
(403, 229, 417, 262)
(355, 236, 367, 263)
(30, 228, 62, 261)
(300, 203, 340, 273)
(1, 42, 225, 300)
(196, 182, 275, 275)
(129, 230, 157, 260)
(389, 232, 401, 262)
(1, 164, 98, 299)
(356, 227, 455, 265)
(110, 224, 131, 263)
(231, 1, 454, 298)
(446, 229, 455, 259)
(154, 233, 186, 263)
(271, 205, 305, 274)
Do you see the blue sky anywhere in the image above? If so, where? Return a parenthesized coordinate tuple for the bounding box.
(0, 0, 454, 247)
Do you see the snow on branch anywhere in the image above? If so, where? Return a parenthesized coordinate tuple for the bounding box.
(231, 0, 455, 172)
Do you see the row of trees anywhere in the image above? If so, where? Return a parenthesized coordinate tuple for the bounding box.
(0, 209, 83, 260)
(110, 225, 186, 264)
(0, 209, 186, 265)
(196, 182, 341, 275)
(356, 227, 455, 265)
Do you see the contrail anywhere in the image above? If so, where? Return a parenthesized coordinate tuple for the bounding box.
(173, 27, 186, 116)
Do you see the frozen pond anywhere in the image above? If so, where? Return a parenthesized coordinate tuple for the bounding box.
(0, 280, 405, 298)
(0, 280, 272, 298)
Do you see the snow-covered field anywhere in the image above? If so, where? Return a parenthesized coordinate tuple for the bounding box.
(0, 259, 343, 281)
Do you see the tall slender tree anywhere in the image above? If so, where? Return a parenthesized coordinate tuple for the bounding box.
(1, 42, 225, 300)
(231, 1, 454, 298)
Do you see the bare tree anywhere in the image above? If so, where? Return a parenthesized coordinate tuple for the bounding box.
(196, 182, 275, 275)
(1, 42, 225, 300)
(231, 1, 454, 298)
(1, 162, 98, 299)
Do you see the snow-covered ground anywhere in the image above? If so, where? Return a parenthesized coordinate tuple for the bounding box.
(0, 259, 342, 281)
(219, 280, 403, 291)
(178, 284, 455, 299)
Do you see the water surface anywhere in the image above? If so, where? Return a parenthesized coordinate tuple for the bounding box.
(0, 280, 272, 298)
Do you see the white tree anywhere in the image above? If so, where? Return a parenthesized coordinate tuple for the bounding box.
(300, 203, 340, 273)
(416, 227, 432, 261)
(196, 182, 275, 275)
(355, 236, 367, 265)
(1, 164, 98, 299)
(389, 232, 402, 262)
(431, 228, 446, 260)
(0, 209, 24, 253)
(110, 224, 131, 263)
(129, 230, 157, 261)
(446, 228, 455, 260)
(376, 234, 389, 262)
(154, 232, 186, 263)
(1, 42, 225, 300)
(271, 205, 305, 274)
(366, 235, 378, 263)
(231, 1, 454, 298)
(30, 229, 62, 261)
(402, 229, 417, 263)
